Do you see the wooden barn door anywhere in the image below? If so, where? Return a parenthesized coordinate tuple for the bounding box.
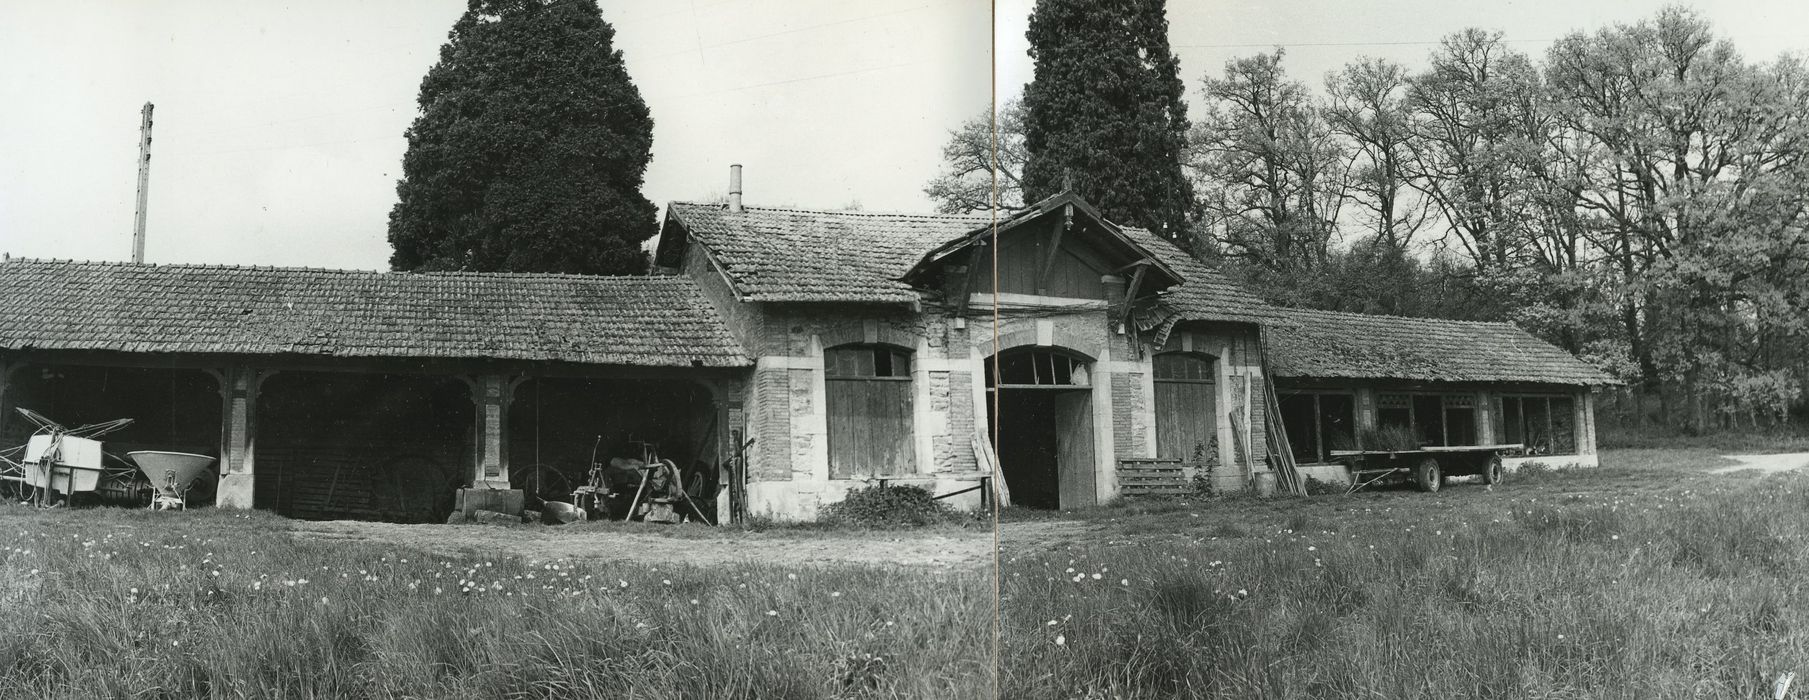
(1154, 353, 1217, 462)
(825, 345, 914, 477)
(1054, 391, 1095, 509)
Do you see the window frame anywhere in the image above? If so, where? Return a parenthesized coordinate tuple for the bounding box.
(1496, 393, 1579, 456)
(1376, 391, 1485, 448)
(1279, 390, 1357, 464)
(986, 348, 1093, 390)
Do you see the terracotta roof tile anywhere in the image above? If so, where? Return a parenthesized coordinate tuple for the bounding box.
(1265, 307, 1611, 386)
(667, 202, 987, 303)
(0, 259, 750, 367)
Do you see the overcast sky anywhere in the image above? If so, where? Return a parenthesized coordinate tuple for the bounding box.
(4, 1, 1807, 270)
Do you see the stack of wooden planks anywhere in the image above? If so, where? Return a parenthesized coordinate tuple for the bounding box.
(1116, 458, 1190, 497)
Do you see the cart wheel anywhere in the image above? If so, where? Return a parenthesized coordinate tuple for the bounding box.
(1480, 454, 1504, 486)
(1413, 457, 1442, 493)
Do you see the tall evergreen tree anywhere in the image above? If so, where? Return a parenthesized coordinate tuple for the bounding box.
(1020, 0, 1193, 243)
(388, 0, 656, 275)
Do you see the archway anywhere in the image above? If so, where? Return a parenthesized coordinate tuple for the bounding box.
(256, 372, 471, 522)
(986, 348, 1095, 510)
(508, 377, 718, 508)
(1, 364, 221, 505)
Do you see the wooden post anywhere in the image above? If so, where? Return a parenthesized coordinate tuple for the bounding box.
(0, 361, 12, 438)
(952, 240, 987, 318)
(132, 102, 154, 263)
(1475, 390, 1494, 444)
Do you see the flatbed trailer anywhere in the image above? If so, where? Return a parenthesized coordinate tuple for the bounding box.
(1329, 444, 1522, 493)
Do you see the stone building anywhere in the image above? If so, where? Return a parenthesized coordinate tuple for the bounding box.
(0, 186, 1610, 521)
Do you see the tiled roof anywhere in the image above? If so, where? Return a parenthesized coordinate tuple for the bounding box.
(1117, 227, 1276, 325)
(0, 259, 750, 367)
(664, 200, 1269, 320)
(1265, 306, 1612, 386)
(665, 203, 988, 303)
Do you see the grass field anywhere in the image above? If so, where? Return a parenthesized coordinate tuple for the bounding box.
(8, 445, 1804, 698)
(0, 507, 991, 699)
(1000, 448, 1809, 699)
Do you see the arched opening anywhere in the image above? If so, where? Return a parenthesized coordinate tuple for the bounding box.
(257, 372, 471, 523)
(507, 378, 718, 509)
(1153, 352, 1218, 463)
(824, 343, 914, 478)
(986, 348, 1094, 510)
(1, 364, 221, 505)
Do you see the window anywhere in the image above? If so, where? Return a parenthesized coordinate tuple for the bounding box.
(1442, 396, 1476, 446)
(1378, 394, 1412, 433)
(1153, 353, 1215, 462)
(1499, 395, 1577, 455)
(1278, 392, 1355, 463)
(1376, 392, 1481, 448)
(987, 349, 1090, 387)
(824, 345, 914, 478)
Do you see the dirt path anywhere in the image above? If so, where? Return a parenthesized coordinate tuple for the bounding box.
(1710, 452, 1809, 475)
(997, 519, 1099, 554)
(290, 520, 990, 570)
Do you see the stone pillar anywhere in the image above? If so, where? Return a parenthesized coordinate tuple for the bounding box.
(1138, 350, 1158, 459)
(910, 336, 936, 475)
(215, 366, 267, 509)
(469, 374, 515, 489)
(802, 334, 829, 483)
(1092, 344, 1117, 504)
(1215, 335, 1235, 475)
(452, 373, 524, 518)
(1355, 387, 1377, 431)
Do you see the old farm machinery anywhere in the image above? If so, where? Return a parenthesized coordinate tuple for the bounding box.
(523, 437, 715, 525)
(0, 408, 216, 509)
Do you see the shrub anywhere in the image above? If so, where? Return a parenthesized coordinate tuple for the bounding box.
(1303, 476, 1347, 496)
(819, 484, 962, 528)
(1354, 425, 1419, 451)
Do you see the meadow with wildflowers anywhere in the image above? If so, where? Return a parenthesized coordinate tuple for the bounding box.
(1001, 449, 1809, 698)
(0, 507, 991, 699)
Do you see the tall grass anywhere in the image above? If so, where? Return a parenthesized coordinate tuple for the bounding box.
(1002, 471, 1809, 698)
(0, 506, 990, 699)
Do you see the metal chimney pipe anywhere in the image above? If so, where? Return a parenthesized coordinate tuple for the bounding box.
(728, 164, 743, 213)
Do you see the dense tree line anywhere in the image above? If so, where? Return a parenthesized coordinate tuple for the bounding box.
(930, 6, 1809, 430)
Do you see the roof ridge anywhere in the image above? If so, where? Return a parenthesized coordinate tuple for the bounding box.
(0, 257, 690, 282)
(669, 200, 993, 222)
(1274, 305, 1515, 328)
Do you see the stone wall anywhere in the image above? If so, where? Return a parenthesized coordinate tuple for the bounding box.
(722, 302, 984, 519)
(1154, 323, 1268, 493)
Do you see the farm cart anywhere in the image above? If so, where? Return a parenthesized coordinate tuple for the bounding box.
(1329, 444, 1521, 494)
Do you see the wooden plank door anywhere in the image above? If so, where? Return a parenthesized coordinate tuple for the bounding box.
(1155, 380, 1216, 461)
(1054, 391, 1095, 509)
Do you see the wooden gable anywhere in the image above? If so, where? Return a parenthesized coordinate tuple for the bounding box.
(902, 192, 1183, 308)
(992, 219, 1116, 299)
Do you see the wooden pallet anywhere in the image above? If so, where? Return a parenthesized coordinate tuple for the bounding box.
(1117, 459, 1192, 497)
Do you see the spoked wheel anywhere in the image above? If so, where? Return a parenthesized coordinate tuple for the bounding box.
(1480, 453, 1504, 486)
(1413, 457, 1443, 493)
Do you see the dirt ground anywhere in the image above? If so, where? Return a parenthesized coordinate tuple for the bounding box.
(1710, 452, 1809, 475)
(290, 519, 993, 570)
(291, 451, 1802, 569)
